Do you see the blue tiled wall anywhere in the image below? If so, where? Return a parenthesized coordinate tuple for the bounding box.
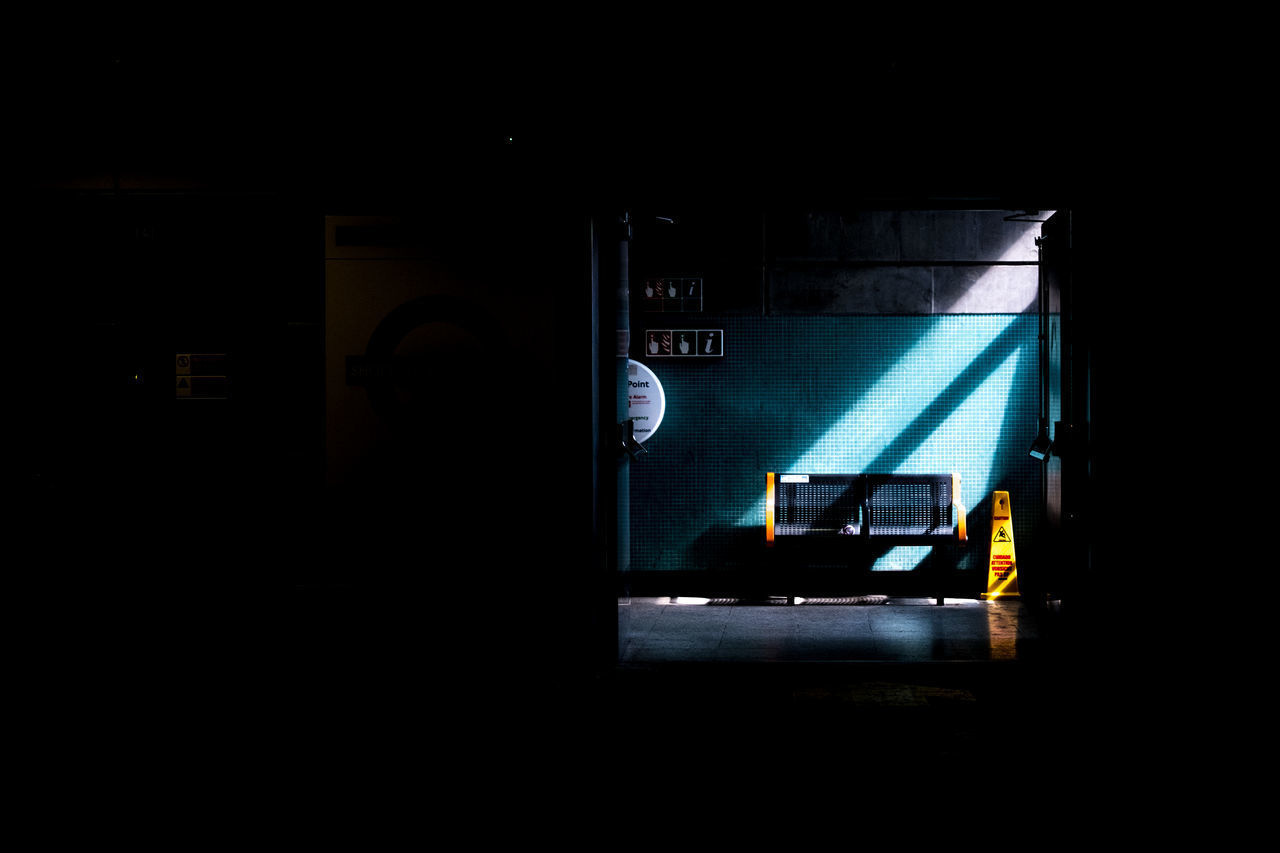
(628, 313, 1042, 583)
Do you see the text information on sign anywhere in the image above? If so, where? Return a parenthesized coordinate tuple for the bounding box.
(626, 359, 666, 442)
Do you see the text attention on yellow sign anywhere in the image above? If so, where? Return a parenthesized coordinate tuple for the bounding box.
(982, 490, 1019, 600)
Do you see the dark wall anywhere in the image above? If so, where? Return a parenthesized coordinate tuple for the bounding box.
(14, 192, 314, 577)
(10, 41, 1096, 676)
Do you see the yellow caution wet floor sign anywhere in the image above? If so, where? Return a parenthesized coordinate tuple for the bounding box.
(982, 491, 1019, 600)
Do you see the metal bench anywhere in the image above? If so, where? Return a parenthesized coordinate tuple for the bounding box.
(764, 472, 967, 604)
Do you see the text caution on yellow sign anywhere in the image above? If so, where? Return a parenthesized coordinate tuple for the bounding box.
(982, 491, 1019, 600)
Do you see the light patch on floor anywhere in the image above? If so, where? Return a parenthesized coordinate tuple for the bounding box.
(792, 682, 978, 708)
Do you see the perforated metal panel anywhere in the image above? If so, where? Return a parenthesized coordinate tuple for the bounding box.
(775, 475, 863, 536)
(866, 477, 951, 537)
(772, 473, 957, 540)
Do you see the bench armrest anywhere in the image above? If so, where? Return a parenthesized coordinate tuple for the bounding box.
(952, 472, 967, 543)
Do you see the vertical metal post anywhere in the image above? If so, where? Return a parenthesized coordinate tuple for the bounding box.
(591, 214, 615, 665)
(616, 213, 632, 578)
(594, 210, 633, 662)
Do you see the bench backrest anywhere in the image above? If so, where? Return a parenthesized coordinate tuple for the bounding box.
(766, 472, 967, 544)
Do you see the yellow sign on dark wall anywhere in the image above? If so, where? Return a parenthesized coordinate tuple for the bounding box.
(983, 490, 1020, 600)
(175, 353, 229, 400)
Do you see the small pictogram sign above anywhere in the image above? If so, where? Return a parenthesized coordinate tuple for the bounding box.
(639, 277, 703, 312)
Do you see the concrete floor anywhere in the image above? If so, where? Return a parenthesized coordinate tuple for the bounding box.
(274, 582, 1202, 832)
(608, 596, 1082, 761)
(619, 596, 1044, 665)
(285, 584, 1167, 801)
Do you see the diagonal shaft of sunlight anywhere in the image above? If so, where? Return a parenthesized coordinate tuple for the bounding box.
(738, 314, 1023, 530)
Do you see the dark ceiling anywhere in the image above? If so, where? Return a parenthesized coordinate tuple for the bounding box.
(14, 35, 1099, 212)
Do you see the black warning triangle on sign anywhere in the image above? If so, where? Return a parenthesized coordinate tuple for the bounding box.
(993, 525, 1012, 543)
(177, 378, 190, 388)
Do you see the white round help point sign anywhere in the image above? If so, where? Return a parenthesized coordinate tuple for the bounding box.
(626, 359, 665, 443)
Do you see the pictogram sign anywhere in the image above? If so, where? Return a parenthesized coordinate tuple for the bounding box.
(644, 329, 723, 357)
(640, 277, 703, 312)
(175, 353, 229, 399)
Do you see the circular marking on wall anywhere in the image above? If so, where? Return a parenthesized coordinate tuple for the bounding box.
(627, 359, 666, 443)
